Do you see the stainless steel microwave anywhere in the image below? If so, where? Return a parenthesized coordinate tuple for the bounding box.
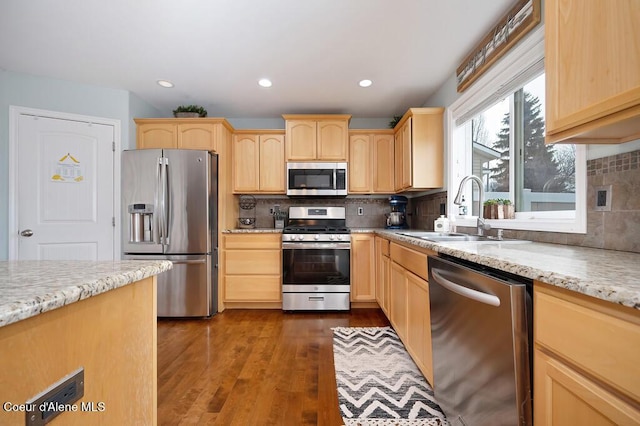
(286, 162, 348, 196)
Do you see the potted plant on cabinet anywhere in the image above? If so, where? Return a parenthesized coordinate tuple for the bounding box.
(483, 199, 515, 219)
(173, 105, 208, 118)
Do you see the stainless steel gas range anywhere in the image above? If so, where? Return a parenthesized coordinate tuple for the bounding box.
(282, 206, 350, 311)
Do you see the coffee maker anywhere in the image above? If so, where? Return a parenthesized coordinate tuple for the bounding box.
(386, 195, 409, 229)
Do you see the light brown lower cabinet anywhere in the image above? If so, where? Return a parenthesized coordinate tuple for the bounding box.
(351, 233, 376, 302)
(406, 271, 433, 384)
(375, 236, 391, 316)
(390, 261, 409, 341)
(222, 234, 282, 305)
(387, 241, 435, 384)
(534, 282, 640, 425)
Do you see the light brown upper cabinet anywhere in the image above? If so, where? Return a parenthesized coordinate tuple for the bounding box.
(232, 131, 285, 194)
(393, 108, 444, 192)
(135, 118, 233, 152)
(136, 122, 176, 149)
(545, 0, 640, 144)
(348, 130, 395, 194)
(283, 114, 351, 161)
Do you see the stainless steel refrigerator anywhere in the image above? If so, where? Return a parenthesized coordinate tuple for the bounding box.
(122, 149, 218, 317)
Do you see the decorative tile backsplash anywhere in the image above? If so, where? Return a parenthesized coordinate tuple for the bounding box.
(588, 150, 639, 176)
(238, 150, 640, 253)
(249, 197, 392, 229)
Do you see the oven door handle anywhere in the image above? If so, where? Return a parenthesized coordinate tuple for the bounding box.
(282, 242, 351, 250)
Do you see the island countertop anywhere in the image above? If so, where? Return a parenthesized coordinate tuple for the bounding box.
(373, 230, 640, 311)
(0, 260, 172, 328)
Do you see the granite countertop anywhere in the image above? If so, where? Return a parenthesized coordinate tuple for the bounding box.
(0, 260, 172, 328)
(376, 230, 640, 311)
(223, 228, 283, 234)
(350, 228, 378, 233)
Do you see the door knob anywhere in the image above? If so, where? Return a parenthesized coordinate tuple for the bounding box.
(20, 229, 34, 237)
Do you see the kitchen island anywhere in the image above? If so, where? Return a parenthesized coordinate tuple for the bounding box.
(0, 260, 171, 425)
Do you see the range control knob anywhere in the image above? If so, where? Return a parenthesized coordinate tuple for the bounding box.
(329, 235, 335, 241)
(297, 235, 304, 241)
(337, 235, 343, 241)
(314, 235, 320, 240)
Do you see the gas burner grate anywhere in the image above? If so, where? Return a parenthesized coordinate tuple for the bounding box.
(283, 226, 350, 234)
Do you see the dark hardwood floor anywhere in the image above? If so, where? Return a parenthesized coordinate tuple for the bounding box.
(157, 308, 390, 425)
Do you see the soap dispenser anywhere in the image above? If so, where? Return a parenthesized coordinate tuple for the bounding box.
(434, 215, 451, 233)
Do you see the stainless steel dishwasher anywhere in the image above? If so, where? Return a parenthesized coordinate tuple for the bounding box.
(428, 255, 533, 426)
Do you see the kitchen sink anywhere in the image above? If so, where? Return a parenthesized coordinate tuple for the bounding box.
(396, 231, 524, 243)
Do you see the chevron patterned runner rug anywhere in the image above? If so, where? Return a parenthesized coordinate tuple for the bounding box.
(332, 326, 448, 426)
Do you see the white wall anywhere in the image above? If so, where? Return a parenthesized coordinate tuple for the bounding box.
(0, 70, 160, 259)
(129, 92, 163, 149)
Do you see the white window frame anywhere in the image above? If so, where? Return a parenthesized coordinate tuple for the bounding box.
(446, 25, 587, 233)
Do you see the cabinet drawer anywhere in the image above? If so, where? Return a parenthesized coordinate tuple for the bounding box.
(224, 234, 281, 249)
(378, 238, 390, 256)
(225, 250, 281, 275)
(390, 242, 428, 281)
(225, 276, 281, 301)
(535, 285, 640, 401)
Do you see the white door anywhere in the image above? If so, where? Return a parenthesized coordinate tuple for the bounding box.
(16, 114, 115, 260)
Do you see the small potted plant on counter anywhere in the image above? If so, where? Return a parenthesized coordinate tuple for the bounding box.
(483, 198, 515, 219)
(173, 105, 208, 118)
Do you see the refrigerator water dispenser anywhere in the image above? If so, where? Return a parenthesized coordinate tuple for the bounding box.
(128, 204, 154, 242)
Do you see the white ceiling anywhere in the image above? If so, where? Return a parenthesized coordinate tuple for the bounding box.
(0, 0, 515, 119)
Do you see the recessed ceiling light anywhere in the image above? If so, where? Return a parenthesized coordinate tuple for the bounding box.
(359, 79, 373, 88)
(258, 78, 273, 88)
(157, 80, 174, 88)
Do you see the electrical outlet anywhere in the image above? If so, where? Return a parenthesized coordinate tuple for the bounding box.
(594, 185, 612, 211)
(357, 207, 364, 216)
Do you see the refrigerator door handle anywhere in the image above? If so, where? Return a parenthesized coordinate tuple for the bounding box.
(155, 157, 163, 245)
(161, 157, 169, 245)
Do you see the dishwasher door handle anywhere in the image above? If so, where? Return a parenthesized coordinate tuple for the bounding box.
(431, 268, 501, 307)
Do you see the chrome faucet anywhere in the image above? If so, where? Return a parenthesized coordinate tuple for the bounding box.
(453, 175, 490, 236)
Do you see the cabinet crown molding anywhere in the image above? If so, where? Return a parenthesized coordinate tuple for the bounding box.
(134, 117, 235, 132)
(393, 108, 445, 131)
(282, 114, 352, 121)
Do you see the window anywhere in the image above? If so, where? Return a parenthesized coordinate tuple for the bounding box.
(447, 26, 586, 233)
(465, 73, 576, 214)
